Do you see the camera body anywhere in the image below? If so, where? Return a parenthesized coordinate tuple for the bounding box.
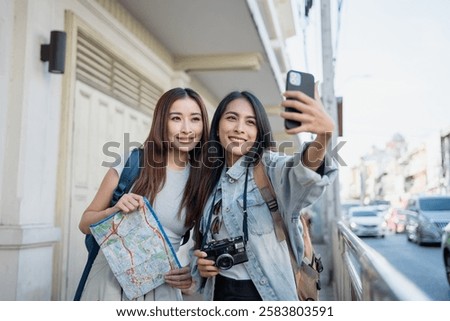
(202, 236, 248, 270)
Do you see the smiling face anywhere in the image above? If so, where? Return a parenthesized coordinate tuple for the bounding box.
(218, 98, 258, 166)
(167, 97, 203, 156)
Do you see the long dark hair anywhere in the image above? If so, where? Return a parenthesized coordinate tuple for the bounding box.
(190, 91, 275, 241)
(132, 87, 209, 227)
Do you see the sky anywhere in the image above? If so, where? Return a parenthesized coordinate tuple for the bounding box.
(333, 0, 450, 168)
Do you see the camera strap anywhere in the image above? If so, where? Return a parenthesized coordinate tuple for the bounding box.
(242, 165, 250, 243)
(201, 189, 217, 249)
(202, 166, 250, 248)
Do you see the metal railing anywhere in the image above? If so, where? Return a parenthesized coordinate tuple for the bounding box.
(332, 220, 430, 300)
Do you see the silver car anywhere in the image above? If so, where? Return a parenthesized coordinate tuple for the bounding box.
(404, 195, 450, 245)
(347, 206, 386, 238)
(442, 222, 450, 286)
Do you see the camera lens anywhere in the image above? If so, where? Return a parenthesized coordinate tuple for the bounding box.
(216, 254, 234, 270)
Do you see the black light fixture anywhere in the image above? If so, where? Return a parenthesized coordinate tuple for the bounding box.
(40, 30, 66, 74)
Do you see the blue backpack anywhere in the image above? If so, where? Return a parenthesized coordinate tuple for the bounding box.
(73, 148, 143, 300)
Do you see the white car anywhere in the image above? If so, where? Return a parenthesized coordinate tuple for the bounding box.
(347, 206, 386, 238)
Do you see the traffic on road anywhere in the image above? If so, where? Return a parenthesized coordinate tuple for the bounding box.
(341, 198, 450, 300)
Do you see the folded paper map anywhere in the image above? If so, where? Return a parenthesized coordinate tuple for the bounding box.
(90, 197, 181, 300)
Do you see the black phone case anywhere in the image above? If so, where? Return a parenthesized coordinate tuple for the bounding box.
(284, 70, 315, 129)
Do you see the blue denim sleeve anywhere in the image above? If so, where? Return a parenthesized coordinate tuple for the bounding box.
(262, 149, 338, 222)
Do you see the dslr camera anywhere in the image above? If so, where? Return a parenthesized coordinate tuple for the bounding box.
(202, 236, 248, 270)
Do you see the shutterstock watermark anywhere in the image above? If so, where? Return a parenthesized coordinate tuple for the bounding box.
(101, 133, 347, 169)
(102, 133, 142, 167)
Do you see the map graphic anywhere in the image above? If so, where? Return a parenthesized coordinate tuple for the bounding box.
(90, 197, 181, 300)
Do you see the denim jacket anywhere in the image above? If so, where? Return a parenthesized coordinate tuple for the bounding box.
(191, 149, 338, 300)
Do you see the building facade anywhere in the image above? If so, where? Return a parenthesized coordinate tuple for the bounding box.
(344, 133, 446, 207)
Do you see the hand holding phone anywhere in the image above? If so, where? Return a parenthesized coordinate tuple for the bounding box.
(284, 70, 315, 130)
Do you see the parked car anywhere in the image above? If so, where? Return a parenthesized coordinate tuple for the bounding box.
(347, 206, 386, 238)
(385, 207, 407, 233)
(442, 222, 450, 286)
(404, 195, 450, 245)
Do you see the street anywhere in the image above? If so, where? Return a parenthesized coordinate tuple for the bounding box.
(362, 232, 450, 300)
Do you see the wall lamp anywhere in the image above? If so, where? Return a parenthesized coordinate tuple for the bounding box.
(40, 31, 66, 74)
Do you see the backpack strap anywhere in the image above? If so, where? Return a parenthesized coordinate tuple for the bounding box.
(253, 163, 285, 242)
(110, 148, 143, 207)
(253, 162, 322, 298)
(73, 148, 143, 300)
(254, 163, 306, 266)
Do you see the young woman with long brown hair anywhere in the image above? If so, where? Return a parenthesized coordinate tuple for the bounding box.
(78, 87, 209, 300)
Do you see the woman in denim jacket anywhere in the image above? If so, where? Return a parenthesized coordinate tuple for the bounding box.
(191, 85, 338, 300)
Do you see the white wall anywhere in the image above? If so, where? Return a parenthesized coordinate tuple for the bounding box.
(0, 0, 13, 223)
(0, 0, 65, 300)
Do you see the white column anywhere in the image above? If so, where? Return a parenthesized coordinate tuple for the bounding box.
(0, 0, 61, 300)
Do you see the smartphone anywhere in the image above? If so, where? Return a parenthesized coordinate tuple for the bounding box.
(284, 70, 315, 129)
